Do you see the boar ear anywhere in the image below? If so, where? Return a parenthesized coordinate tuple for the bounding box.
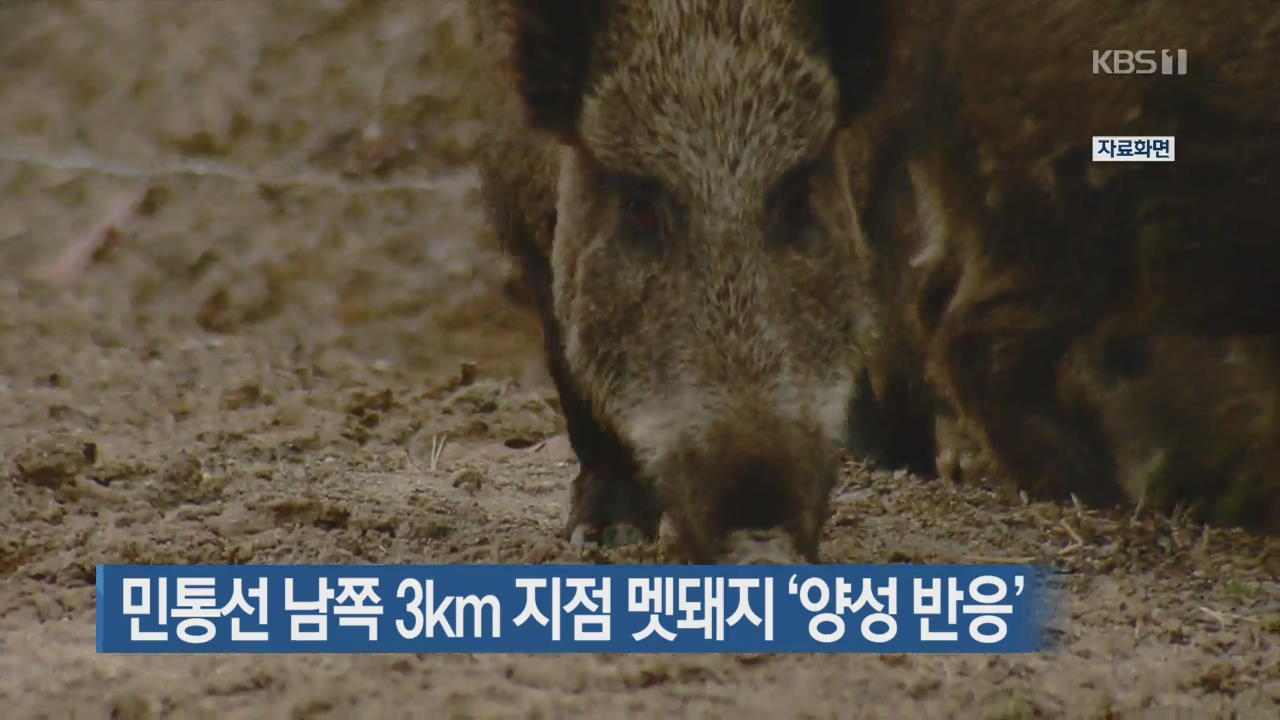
(501, 0, 607, 140)
(821, 0, 892, 118)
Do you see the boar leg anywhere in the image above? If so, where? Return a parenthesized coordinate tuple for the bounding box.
(478, 163, 661, 546)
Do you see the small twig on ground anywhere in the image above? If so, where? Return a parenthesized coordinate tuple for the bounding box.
(29, 183, 149, 287)
(1070, 493, 1086, 519)
(964, 555, 1039, 565)
(1194, 524, 1212, 555)
(1200, 606, 1226, 631)
(1131, 492, 1146, 524)
(429, 433, 448, 471)
(1198, 606, 1259, 631)
(1060, 519, 1085, 546)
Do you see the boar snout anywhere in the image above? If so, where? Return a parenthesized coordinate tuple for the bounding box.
(648, 414, 841, 563)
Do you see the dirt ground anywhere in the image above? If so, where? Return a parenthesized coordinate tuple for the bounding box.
(0, 2, 1275, 717)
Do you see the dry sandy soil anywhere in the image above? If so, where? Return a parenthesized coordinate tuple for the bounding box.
(0, 2, 1276, 718)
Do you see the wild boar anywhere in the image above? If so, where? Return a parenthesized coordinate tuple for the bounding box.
(469, 0, 910, 561)
(849, 0, 1280, 532)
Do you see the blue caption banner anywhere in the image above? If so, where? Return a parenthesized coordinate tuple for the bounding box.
(96, 564, 1052, 654)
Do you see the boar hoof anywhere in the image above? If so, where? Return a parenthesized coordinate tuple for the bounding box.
(937, 445, 994, 485)
(722, 529, 805, 565)
(567, 523, 594, 549)
(567, 521, 646, 549)
(564, 464, 661, 546)
(602, 522, 647, 547)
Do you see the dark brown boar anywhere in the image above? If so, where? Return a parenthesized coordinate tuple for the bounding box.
(849, 0, 1280, 532)
(1062, 333, 1280, 531)
(469, 0, 901, 561)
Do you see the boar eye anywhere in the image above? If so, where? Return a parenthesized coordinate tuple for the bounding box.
(614, 173, 665, 249)
(768, 162, 818, 242)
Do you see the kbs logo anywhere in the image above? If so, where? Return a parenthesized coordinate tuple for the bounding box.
(1092, 49, 1188, 75)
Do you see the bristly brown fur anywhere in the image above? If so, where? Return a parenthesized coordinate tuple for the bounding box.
(499, 0, 606, 139)
(848, 0, 1280, 533)
(471, 0, 897, 560)
(471, 0, 1280, 557)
